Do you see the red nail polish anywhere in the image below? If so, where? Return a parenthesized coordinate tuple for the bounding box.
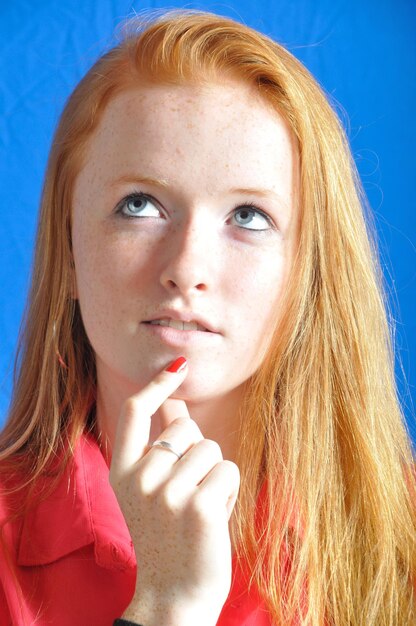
(165, 356, 187, 373)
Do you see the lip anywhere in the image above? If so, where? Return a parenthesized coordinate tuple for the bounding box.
(142, 309, 220, 334)
(143, 322, 221, 348)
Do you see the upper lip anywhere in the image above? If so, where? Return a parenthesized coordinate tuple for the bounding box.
(143, 309, 219, 333)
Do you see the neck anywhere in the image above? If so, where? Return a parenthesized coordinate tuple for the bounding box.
(158, 385, 245, 463)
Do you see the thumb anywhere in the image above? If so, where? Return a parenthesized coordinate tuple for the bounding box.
(156, 398, 191, 431)
(149, 398, 191, 444)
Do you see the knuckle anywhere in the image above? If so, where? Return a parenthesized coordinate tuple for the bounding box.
(159, 481, 182, 511)
(121, 395, 144, 421)
(121, 380, 168, 423)
(134, 468, 156, 498)
(187, 491, 211, 519)
(169, 417, 203, 441)
(222, 460, 241, 487)
(189, 419, 204, 439)
(171, 416, 191, 429)
(148, 378, 164, 392)
(200, 438, 222, 459)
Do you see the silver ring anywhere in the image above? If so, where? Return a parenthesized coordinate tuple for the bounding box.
(150, 440, 183, 460)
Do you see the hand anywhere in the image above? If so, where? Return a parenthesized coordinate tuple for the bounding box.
(109, 357, 240, 626)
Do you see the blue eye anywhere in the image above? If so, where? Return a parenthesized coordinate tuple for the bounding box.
(118, 193, 161, 218)
(231, 206, 272, 231)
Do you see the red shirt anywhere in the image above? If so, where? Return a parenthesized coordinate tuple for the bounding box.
(0, 434, 274, 626)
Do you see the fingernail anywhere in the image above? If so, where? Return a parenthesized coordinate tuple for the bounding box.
(165, 356, 187, 373)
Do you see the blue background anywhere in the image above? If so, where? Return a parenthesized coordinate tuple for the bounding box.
(0, 0, 415, 441)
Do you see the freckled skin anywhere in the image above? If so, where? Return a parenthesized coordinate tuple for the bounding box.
(72, 81, 299, 455)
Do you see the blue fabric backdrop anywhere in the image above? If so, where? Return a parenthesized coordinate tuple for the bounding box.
(0, 0, 415, 440)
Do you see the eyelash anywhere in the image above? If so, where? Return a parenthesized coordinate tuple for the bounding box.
(230, 202, 274, 228)
(116, 191, 161, 216)
(116, 191, 275, 230)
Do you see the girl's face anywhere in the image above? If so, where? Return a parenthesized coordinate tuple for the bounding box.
(72, 81, 298, 404)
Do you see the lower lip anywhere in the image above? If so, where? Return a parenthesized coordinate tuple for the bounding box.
(142, 323, 221, 346)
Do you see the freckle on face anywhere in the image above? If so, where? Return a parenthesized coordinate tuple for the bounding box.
(71, 81, 298, 404)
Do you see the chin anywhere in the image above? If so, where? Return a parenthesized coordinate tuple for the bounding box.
(169, 374, 242, 405)
(168, 382, 211, 404)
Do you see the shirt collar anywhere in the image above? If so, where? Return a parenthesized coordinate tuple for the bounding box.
(17, 433, 135, 571)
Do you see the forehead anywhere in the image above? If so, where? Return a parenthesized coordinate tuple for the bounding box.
(89, 80, 293, 150)
(100, 79, 280, 129)
(77, 81, 298, 214)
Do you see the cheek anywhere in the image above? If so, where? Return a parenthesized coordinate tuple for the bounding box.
(73, 227, 147, 295)
(235, 251, 288, 356)
(236, 250, 287, 313)
(72, 225, 121, 321)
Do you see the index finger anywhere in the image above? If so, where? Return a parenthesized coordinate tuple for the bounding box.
(110, 356, 188, 478)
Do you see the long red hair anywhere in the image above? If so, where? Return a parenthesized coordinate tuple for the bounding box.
(1, 11, 415, 624)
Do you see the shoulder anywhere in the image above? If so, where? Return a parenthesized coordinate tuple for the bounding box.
(0, 433, 98, 575)
(0, 432, 102, 529)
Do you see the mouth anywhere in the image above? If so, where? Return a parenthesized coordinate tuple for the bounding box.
(143, 318, 212, 332)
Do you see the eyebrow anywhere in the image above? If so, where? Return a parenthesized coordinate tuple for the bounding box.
(230, 187, 291, 211)
(109, 175, 170, 189)
(109, 177, 290, 211)
(230, 187, 282, 198)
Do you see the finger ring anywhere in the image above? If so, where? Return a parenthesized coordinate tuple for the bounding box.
(150, 440, 183, 460)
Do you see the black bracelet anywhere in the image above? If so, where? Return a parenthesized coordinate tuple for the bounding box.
(113, 620, 144, 626)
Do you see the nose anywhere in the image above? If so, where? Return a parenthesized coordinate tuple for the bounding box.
(159, 221, 211, 295)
